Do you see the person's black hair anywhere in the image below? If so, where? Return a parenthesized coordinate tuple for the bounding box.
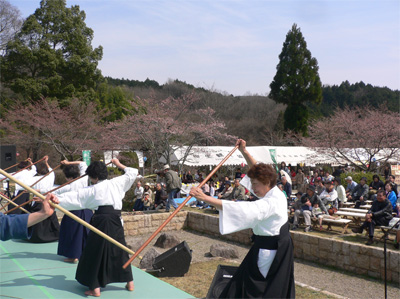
(17, 161, 30, 169)
(389, 174, 396, 179)
(62, 165, 80, 179)
(86, 161, 108, 180)
(333, 177, 342, 185)
(372, 174, 379, 180)
(36, 161, 49, 175)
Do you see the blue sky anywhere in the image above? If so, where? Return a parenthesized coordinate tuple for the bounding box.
(10, 0, 400, 95)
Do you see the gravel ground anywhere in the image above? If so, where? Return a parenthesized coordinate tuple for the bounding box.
(126, 229, 400, 299)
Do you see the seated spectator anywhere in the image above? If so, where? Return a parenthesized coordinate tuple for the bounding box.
(281, 175, 292, 201)
(143, 192, 153, 211)
(132, 181, 144, 211)
(334, 177, 346, 207)
(185, 170, 194, 183)
(225, 178, 246, 201)
(348, 176, 368, 208)
(312, 202, 340, 231)
(388, 175, 398, 196)
(345, 176, 358, 198)
(292, 185, 328, 232)
(352, 190, 393, 245)
(320, 180, 339, 214)
(144, 182, 153, 200)
(154, 183, 167, 210)
(289, 192, 303, 216)
(277, 183, 287, 199)
(385, 181, 397, 213)
(332, 166, 344, 178)
(217, 181, 233, 199)
(322, 171, 334, 183)
(315, 178, 325, 195)
(191, 180, 214, 208)
(369, 174, 384, 199)
(216, 176, 230, 194)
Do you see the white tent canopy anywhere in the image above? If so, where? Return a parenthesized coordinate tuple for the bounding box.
(159, 146, 314, 167)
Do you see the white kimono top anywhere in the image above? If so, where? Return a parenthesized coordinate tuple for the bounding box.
(57, 167, 138, 211)
(30, 168, 56, 194)
(335, 185, 346, 203)
(53, 162, 88, 195)
(13, 166, 37, 195)
(219, 177, 288, 277)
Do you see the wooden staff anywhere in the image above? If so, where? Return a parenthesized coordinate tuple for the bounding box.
(0, 168, 142, 259)
(3, 197, 35, 215)
(0, 164, 62, 212)
(122, 145, 239, 269)
(0, 157, 46, 183)
(2, 161, 23, 172)
(0, 193, 30, 214)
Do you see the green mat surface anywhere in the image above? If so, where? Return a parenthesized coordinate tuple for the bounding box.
(0, 239, 193, 299)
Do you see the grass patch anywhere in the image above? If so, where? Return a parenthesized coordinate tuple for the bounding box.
(158, 260, 338, 299)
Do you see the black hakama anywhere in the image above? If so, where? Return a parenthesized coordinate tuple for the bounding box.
(219, 222, 295, 298)
(7, 191, 30, 215)
(57, 209, 93, 259)
(75, 206, 133, 289)
(26, 201, 60, 243)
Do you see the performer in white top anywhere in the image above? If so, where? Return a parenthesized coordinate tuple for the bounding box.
(54, 160, 92, 263)
(53, 158, 137, 297)
(190, 139, 295, 298)
(26, 156, 59, 243)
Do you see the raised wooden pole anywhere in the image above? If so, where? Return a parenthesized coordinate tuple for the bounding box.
(122, 145, 239, 269)
(0, 193, 30, 214)
(0, 168, 142, 259)
(0, 157, 46, 183)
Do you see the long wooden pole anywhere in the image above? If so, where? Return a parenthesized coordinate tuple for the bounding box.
(0, 157, 46, 183)
(0, 164, 62, 212)
(122, 145, 239, 269)
(0, 168, 142, 259)
(0, 193, 30, 214)
(2, 161, 22, 172)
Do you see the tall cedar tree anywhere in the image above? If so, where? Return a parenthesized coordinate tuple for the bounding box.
(0, 0, 103, 104)
(269, 24, 322, 136)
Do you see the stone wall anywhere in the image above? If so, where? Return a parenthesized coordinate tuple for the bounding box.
(291, 232, 400, 283)
(121, 211, 400, 283)
(121, 211, 188, 236)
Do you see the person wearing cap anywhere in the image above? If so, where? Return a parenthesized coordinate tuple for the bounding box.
(143, 192, 153, 211)
(225, 178, 246, 201)
(143, 182, 153, 202)
(349, 177, 369, 208)
(292, 185, 328, 232)
(163, 164, 181, 212)
(217, 180, 233, 199)
(345, 176, 358, 198)
(319, 180, 339, 214)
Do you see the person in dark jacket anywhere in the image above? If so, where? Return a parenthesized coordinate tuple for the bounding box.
(352, 190, 393, 245)
(349, 177, 369, 208)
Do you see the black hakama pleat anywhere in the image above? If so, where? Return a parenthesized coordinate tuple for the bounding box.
(57, 209, 93, 259)
(26, 201, 59, 243)
(219, 222, 295, 298)
(8, 191, 30, 215)
(75, 206, 133, 289)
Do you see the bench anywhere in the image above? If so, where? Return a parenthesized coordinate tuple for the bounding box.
(340, 208, 369, 213)
(312, 217, 352, 234)
(341, 202, 355, 207)
(335, 211, 366, 226)
(359, 204, 371, 209)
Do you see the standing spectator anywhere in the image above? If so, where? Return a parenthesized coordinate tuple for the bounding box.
(295, 168, 306, 193)
(332, 166, 344, 178)
(352, 190, 393, 245)
(163, 165, 181, 212)
(281, 176, 292, 201)
(235, 168, 242, 179)
(132, 181, 144, 211)
(279, 162, 289, 174)
(383, 164, 391, 180)
(349, 177, 369, 208)
(154, 183, 167, 210)
(345, 176, 358, 198)
(225, 178, 246, 201)
(185, 170, 194, 183)
(333, 177, 346, 207)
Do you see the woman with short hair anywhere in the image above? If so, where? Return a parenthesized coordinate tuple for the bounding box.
(190, 139, 295, 298)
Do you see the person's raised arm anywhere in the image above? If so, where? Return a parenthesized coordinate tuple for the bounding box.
(112, 158, 126, 171)
(190, 187, 223, 210)
(236, 139, 257, 168)
(27, 194, 59, 227)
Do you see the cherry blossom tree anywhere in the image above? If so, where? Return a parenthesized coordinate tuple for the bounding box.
(105, 93, 235, 172)
(299, 105, 400, 172)
(0, 98, 108, 160)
